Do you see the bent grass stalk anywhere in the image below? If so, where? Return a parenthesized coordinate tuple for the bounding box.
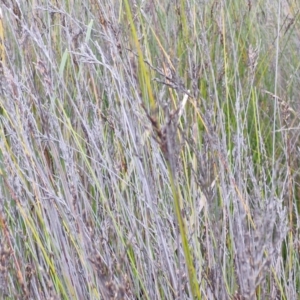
(168, 163, 201, 300)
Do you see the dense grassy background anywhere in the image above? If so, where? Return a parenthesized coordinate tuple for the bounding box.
(0, 0, 300, 299)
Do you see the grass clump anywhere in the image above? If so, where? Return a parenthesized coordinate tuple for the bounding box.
(0, 0, 299, 299)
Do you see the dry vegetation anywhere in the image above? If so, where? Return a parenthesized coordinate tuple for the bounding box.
(0, 0, 300, 299)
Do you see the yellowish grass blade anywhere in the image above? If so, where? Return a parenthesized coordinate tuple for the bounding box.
(0, 7, 5, 67)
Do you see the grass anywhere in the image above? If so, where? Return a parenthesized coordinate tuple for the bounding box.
(0, 0, 300, 299)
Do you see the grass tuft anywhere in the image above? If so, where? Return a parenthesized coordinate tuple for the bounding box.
(0, 0, 299, 299)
